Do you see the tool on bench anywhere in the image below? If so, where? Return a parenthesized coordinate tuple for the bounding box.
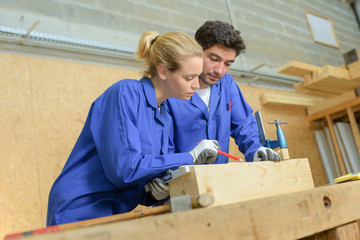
(334, 170, 360, 184)
(255, 111, 289, 160)
(5, 193, 214, 240)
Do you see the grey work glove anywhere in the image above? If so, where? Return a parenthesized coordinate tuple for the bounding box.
(253, 147, 281, 162)
(148, 177, 169, 201)
(190, 140, 220, 165)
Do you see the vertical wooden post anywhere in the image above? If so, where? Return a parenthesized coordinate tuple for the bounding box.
(334, 221, 360, 240)
(326, 115, 347, 175)
(347, 107, 360, 158)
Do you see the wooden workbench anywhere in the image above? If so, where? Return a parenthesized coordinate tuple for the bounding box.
(6, 159, 360, 239)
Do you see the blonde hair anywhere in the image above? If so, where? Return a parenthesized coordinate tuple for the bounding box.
(136, 31, 203, 79)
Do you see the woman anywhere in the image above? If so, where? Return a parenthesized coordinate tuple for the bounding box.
(46, 31, 220, 226)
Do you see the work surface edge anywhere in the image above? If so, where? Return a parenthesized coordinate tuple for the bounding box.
(21, 180, 360, 240)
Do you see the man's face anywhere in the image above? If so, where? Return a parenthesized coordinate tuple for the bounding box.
(199, 44, 237, 89)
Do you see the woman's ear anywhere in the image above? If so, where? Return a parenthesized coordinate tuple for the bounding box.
(157, 64, 168, 80)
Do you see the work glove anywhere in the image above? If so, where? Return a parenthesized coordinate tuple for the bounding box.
(148, 177, 169, 201)
(253, 147, 281, 162)
(190, 140, 220, 164)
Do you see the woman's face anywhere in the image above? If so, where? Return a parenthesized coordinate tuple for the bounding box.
(164, 56, 203, 100)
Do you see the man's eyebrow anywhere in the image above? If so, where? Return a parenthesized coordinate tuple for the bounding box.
(209, 52, 235, 63)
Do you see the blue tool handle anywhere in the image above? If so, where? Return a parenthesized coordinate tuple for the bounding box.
(277, 129, 287, 148)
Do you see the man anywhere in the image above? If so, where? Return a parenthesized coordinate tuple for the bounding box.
(165, 20, 281, 163)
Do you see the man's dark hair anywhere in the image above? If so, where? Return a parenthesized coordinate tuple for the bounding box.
(195, 20, 246, 56)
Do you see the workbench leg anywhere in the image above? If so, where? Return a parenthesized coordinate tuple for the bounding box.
(301, 221, 360, 240)
(334, 221, 360, 240)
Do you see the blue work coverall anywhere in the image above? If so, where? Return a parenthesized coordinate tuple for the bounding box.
(165, 73, 262, 163)
(47, 78, 194, 226)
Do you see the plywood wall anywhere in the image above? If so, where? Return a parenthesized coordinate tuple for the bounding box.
(0, 51, 325, 239)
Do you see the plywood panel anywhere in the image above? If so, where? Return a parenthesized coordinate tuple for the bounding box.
(28, 56, 141, 226)
(0, 52, 42, 239)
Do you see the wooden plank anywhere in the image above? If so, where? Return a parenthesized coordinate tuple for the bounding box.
(347, 107, 360, 165)
(349, 60, 360, 81)
(307, 97, 360, 122)
(169, 159, 314, 207)
(260, 93, 324, 107)
(294, 81, 337, 98)
(20, 181, 360, 240)
(326, 115, 347, 175)
(307, 90, 357, 116)
(304, 221, 360, 240)
(304, 65, 360, 94)
(333, 221, 360, 240)
(277, 60, 321, 78)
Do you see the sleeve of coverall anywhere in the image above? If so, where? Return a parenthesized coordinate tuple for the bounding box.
(228, 78, 263, 161)
(89, 83, 193, 189)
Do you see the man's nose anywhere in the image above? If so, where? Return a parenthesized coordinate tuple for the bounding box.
(214, 63, 225, 76)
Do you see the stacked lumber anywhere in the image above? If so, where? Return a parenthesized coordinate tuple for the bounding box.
(278, 60, 360, 97)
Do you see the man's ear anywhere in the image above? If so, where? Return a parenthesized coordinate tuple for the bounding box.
(157, 64, 168, 80)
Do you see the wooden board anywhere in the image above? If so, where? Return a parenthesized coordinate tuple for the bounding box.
(304, 65, 360, 94)
(277, 60, 321, 78)
(260, 93, 324, 107)
(349, 60, 360, 81)
(294, 81, 337, 98)
(306, 90, 357, 116)
(169, 159, 314, 207)
(307, 97, 360, 122)
(19, 180, 360, 240)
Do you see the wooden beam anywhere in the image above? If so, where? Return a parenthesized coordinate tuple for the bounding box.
(260, 93, 324, 107)
(307, 96, 360, 122)
(169, 159, 314, 207)
(326, 115, 347, 175)
(294, 81, 337, 98)
(349, 60, 360, 81)
(305, 221, 360, 240)
(277, 60, 321, 78)
(307, 90, 357, 116)
(20, 181, 360, 240)
(304, 65, 359, 94)
(346, 107, 360, 162)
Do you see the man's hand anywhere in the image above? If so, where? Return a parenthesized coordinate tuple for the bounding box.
(190, 140, 220, 164)
(253, 147, 281, 162)
(148, 177, 169, 201)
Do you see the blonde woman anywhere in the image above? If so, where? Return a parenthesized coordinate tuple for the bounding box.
(46, 31, 219, 225)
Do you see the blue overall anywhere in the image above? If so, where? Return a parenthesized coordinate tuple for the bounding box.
(165, 73, 262, 162)
(46, 78, 193, 226)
